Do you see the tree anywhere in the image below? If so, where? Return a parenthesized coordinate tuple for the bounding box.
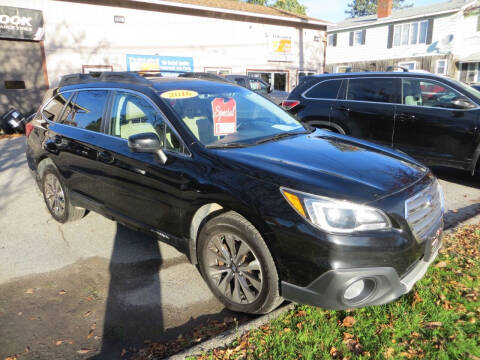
(244, 0, 307, 16)
(273, 0, 307, 15)
(345, 0, 412, 18)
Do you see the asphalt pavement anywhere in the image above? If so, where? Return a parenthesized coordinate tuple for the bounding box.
(0, 136, 479, 359)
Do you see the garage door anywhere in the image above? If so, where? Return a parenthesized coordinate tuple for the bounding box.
(0, 39, 47, 116)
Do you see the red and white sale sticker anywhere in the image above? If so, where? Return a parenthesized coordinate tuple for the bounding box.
(212, 98, 237, 136)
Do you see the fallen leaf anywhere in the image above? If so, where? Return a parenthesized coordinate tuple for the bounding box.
(412, 292, 422, 308)
(384, 347, 394, 358)
(83, 311, 91, 318)
(55, 340, 63, 346)
(87, 330, 94, 339)
(296, 310, 307, 317)
(5, 356, 17, 360)
(77, 348, 90, 354)
(283, 327, 291, 333)
(17, 312, 22, 316)
(296, 322, 303, 329)
(343, 332, 354, 340)
(329, 346, 341, 358)
(24, 288, 34, 294)
(58, 290, 67, 295)
(342, 316, 356, 327)
(425, 321, 442, 328)
(469, 317, 476, 324)
(435, 261, 447, 268)
(90, 322, 96, 330)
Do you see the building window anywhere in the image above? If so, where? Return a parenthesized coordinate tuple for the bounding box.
(399, 61, 416, 71)
(298, 70, 316, 84)
(435, 59, 447, 75)
(204, 67, 232, 75)
(336, 66, 349, 73)
(354, 30, 365, 45)
(327, 34, 337, 47)
(393, 20, 429, 46)
(459, 62, 480, 83)
(82, 65, 113, 74)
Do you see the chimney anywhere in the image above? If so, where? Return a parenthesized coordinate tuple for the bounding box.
(378, 0, 393, 18)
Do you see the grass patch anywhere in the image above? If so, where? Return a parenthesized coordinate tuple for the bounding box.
(194, 225, 480, 360)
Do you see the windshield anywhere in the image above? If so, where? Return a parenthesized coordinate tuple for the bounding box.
(159, 84, 306, 147)
(449, 78, 480, 101)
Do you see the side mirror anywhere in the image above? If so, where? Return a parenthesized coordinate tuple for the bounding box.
(128, 132, 168, 164)
(452, 98, 475, 109)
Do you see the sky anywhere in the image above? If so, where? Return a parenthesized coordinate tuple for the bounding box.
(301, 0, 448, 22)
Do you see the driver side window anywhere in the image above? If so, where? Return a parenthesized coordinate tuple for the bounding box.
(110, 91, 186, 154)
(402, 79, 467, 109)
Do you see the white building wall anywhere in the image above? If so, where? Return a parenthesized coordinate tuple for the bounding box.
(0, 0, 325, 91)
(453, 11, 480, 58)
(326, 13, 459, 65)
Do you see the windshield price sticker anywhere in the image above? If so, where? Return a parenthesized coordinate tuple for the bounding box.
(161, 90, 198, 99)
(212, 98, 237, 136)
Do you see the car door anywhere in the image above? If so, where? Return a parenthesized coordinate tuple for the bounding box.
(98, 90, 196, 238)
(44, 89, 110, 206)
(331, 77, 399, 147)
(393, 77, 477, 168)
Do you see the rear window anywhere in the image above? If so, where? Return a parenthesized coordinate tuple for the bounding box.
(347, 78, 397, 103)
(61, 90, 108, 132)
(304, 79, 342, 99)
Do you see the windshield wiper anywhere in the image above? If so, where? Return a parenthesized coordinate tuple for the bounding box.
(206, 143, 252, 149)
(255, 131, 308, 145)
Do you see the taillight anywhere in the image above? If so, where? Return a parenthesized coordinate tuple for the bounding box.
(281, 100, 300, 111)
(25, 122, 34, 137)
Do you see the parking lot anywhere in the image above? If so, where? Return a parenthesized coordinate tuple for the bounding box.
(1, 136, 480, 359)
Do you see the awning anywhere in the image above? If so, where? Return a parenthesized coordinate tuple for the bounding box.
(459, 53, 480, 63)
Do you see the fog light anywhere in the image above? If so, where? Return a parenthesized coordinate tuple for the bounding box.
(343, 278, 376, 304)
(344, 279, 365, 300)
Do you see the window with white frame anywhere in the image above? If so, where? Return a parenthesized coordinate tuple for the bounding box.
(336, 66, 349, 73)
(327, 34, 336, 47)
(399, 61, 416, 71)
(435, 59, 447, 75)
(459, 62, 480, 83)
(393, 20, 429, 46)
(204, 67, 232, 75)
(354, 30, 364, 45)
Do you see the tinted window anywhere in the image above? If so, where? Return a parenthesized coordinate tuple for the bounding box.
(305, 80, 342, 99)
(110, 91, 185, 154)
(249, 79, 269, 94)
(235, 78, 246, 87)
(347, 78, 397, 103)
(42, 93, 70, 121)
(402, 78, 468, 109)
(62, 90, 108, 131)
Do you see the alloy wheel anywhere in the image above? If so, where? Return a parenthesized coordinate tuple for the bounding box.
(205, 233, 263, 304)
(44, 173, 66, 217)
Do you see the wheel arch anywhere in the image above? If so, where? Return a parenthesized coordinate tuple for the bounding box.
(307, 120, 346, 135)
(470, 144, 480, 175)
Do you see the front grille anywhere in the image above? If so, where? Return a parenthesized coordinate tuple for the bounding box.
(405, 180, 444, 242)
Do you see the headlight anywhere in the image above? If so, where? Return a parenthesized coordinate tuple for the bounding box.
(280, 187, 391, 233)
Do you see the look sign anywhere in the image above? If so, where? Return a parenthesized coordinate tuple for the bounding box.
(212, 98, 237, 136)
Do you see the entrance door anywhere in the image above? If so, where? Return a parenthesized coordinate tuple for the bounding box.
(247, 70, 288, 92)
(0, 39, 47, 115)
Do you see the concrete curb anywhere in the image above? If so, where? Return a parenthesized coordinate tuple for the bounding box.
(168, 213, 480, 359)
(167, 303, 295, 359)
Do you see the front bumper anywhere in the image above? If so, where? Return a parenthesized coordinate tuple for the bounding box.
(281, 236, 442, 310)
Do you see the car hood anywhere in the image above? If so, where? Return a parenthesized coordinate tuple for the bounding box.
(213, 130, 428, 203)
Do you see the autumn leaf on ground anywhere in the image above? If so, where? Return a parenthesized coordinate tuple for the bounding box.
(77, 348, 90, 354)
(58, 290, 67, 295)
(24, 288, 34, 294)
(424, 321, 442, 329)
(342, 316, 356, 327)
(55, 340, 64, 346)
(5, 356, 17, 360)
(435, 261, 447, 268)
(384, 347, 395, 358)
(83, 311, 91, 317)
(329, 346, 341, 359)
(346, 338, 364, 355)
(412, 292, 423, 308)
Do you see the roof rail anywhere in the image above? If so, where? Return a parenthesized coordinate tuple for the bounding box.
(344, 67, 371, 73)
(386, 66, 409, 72)
(58, 71, 152, 87)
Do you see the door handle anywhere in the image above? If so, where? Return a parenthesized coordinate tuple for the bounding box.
(337, 106, 351, 112)
(97, 151, 114, 164)
(397, 113, 416, 122)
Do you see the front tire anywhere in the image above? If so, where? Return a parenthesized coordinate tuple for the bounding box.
(197, 211, 283, 314)
(41, 166, 85, 223)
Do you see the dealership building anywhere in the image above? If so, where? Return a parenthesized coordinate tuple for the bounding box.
(0, 0, 328, 115)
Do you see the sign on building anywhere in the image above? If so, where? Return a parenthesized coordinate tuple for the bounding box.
(126, 54, 194, 72)
(0, 6, 44, 41)
(268, 34, 293, 62)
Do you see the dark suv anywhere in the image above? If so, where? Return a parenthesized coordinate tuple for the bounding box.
(283, 72, 480, 174)
(26, 72, 444, 314)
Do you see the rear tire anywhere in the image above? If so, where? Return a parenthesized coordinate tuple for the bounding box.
(197, 211, 283, 314)
(41, 166, 86, 223)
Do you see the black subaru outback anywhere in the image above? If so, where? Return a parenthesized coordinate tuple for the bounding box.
(26, 72, 444, 314)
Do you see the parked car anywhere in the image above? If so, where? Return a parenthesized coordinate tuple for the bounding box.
(225, 74, 288, 105)
(283, 71, 480, 175)
(26, 72, 444, 314)
(471, 83, 480, 92)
